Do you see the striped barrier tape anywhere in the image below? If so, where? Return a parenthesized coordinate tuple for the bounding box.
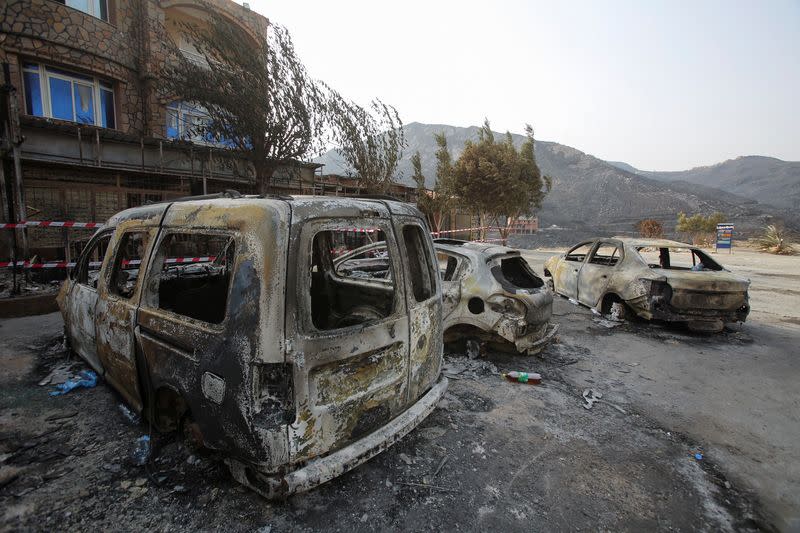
(0, 256, 217, 270)
(0, 221, 103, 229)
(431, 226, 497, 236)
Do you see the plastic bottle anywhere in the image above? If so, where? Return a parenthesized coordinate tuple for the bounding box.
(131, 435, 152, 466)
(502, 371, 541, 385)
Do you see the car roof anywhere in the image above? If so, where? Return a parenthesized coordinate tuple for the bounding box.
(106, 194, 421, 226)
(434, 239, 520, 258)
(610, 237, 696, 248)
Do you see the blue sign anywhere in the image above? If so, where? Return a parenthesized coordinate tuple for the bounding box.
(716, 223, 734, 252)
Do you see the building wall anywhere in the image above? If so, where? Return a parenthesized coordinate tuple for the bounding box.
(1, 0, 271, 261)
(1, 0, 269, 137)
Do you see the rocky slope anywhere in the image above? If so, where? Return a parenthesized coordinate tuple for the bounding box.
(316, 123, 797, 236)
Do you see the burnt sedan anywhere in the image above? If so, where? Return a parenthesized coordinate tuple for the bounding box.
(543, 237, 750, 332)
(433, 239, 558, 355)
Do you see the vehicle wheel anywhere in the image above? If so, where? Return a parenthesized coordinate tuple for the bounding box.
(546, 277, 554, 291)
(609, 301, 627, 321)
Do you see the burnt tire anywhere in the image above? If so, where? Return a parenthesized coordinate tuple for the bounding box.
(609, 301, 628, 321)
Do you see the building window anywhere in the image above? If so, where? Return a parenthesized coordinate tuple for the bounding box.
(166, 101, 235, 147)
(55, 0, 109, 22)
(23, 63, 115, 128)
(166, 101, 212, 143)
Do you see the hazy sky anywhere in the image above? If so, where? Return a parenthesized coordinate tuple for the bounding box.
(247, 0, 799, 171)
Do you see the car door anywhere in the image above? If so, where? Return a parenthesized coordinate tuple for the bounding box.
(396, 218, 443, 403)
(556, 241, 595, 299)
(284, 209, 411, 463)
(578, 241, 622, 307)
(65, 229, 113, 373)
(436, 250, 463, 322)
(95, 226, 158, 412)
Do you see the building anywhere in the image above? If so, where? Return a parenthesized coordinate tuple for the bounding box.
(0, 0, 325, 261)
(506, 215, 539, 235)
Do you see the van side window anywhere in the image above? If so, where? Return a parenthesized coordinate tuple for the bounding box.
(403, 225, 436, 301)
(109, 231, 149, 299)
(150, 233, 235, 324)
(76, 232, 112, 288)
(309, 226, 395, 330)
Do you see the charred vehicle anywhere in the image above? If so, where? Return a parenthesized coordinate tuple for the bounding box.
(431, 239, 558, 355)
(543, 237, 750, 332)
(57, 193, 448, 498)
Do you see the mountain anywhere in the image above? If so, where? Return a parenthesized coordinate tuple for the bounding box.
(629, 156, 800, 211)
(606, 161, 639, 174)
(315, 123, 797, 237)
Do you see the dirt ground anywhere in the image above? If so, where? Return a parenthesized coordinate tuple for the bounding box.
(0, 247, 797, 532)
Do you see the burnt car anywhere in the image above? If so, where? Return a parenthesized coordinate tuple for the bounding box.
(543, 237, 750, 332)
(58, 193, 448, 498)
(432, 239, 558, 355)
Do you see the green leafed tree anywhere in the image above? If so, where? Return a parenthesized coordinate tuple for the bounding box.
(162, 12, 330, 194)
(676, 212, 726, 244)
(451, 120, 551, 241)
(327, 95, 405, 194)
(412, 134, 455, 233)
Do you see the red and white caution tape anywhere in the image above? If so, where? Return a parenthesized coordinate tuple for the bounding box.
(431, 226, 496, 236)
(0, 220, 103, 229)
(0, 256, 217, 270)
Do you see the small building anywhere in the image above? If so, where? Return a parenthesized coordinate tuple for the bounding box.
(506, 215, 539, 235)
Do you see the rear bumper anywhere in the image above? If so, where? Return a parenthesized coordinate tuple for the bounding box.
(516, 323, 560, 355)
(228, 376, 449, 499)
(627, 294, 750, 325)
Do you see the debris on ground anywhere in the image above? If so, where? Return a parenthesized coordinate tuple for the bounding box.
(118, 404, 141, 426)
(130, 435, 153, 466)
(593, 318, 623, 329)
(582, 388, 627, 414)
(442, 355, 498, 380)
(38, 362, 79, 387)
(502, 371, 542, 384)
(48, 370, 98, 396)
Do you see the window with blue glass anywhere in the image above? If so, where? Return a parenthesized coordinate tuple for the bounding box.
(22, 63, 115, 128)
(55, 0, 109, 22)
(166, 102, 220, 144)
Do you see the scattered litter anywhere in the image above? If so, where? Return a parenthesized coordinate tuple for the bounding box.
(502, 371, 541, 385)
(39, 363, 78, 387)
(443, 356, 498, 381)
(49, 370, 97, 396)
(694, 453, 703, 461)
(568, 298, 579, 305)
(398, 453, 413, 466)
(130, 435, 153, 466)
(119, 404, 141, 425)
(593, 318, 622, 329)
(590, 307, 601, 315)
(430, 456, 449, 480)
(397, 481, 453, 492)
(582, 389, 627, 414)
(172, 484, 188, 494)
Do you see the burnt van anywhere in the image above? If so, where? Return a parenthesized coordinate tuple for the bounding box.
(57, 192, 448, 498)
